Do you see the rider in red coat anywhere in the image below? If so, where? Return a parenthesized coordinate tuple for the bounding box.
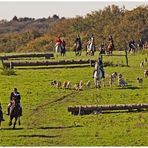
(55, 37, 62, 45)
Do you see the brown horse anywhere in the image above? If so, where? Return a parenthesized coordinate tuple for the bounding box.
(9, 99, 21, 129)
(106, 41, 114, 55)
(74, 42, 82, 56)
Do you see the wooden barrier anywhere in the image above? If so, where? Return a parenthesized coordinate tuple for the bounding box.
(68, 103, 148, 115)
(100, 51, 128, 66)
(2, 59, 96, 69)
(0, 53, 54, 60)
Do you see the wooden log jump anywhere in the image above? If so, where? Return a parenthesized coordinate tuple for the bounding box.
(2, 59, 96, 69)
(68, 103, 148, 115)
(0, 53, 54, 60)
(100, 52, 128, 66)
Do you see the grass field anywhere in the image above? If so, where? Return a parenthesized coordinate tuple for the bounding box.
(0, 51, 148, 146)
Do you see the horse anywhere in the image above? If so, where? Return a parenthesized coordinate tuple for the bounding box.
(106, 41, 114, 55)
(93, 62, 104, 88)
(86, 42, 96, 56)
(74, 42, 82, 56)
(55, 43, 62, 57)
(60, 45, 66, 56)
(128, 42, 137, 53)
(9, 99, 21, 129)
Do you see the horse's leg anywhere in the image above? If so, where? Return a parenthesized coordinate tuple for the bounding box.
(9, 116, 12, 126)
(13, 117, 17, 129)
(18, 117, 21, 126)
(94, 78, 98, 88)
(98, 80, 101, 88)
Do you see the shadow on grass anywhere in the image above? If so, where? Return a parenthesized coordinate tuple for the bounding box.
(38, 125, 83, 130)
(18, 134, 60, 138)
(0, 127, 24, 130)
(116, 85, 139, 90)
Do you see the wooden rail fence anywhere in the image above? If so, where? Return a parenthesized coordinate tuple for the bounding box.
(100, 52, 128, 66)
(68, 103, 148, 115)
(0, 53, 54, 60)
(2, 59, 96, 69)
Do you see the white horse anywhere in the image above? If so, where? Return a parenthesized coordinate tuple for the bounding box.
(55, 43, 62, 57)
(93, 62, 103, 88)
(86, 42, 96, 56)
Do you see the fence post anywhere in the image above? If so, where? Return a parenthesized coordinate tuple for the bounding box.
(10, 61, 13, 69)
(125, 50, 128, 66)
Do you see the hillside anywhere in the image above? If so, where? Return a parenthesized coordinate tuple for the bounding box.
(0, 5, 147, 52)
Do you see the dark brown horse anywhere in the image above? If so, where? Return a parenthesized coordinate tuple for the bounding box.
(106, 41, 114, 55)
(74, 42, 82, 56)
(9, 99, 21, 129)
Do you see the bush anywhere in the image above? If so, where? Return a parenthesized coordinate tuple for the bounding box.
(1, 68, 16, 76)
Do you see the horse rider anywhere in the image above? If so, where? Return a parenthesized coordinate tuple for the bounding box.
(7, 88, 22, 116)
(99, 43, 105, 54)
(55, 36, 62, 46)
(129, 39, 136, 52)
(97, 57, 105, 78)
(108, 35, 114, 43)
(92, 57, 105, 78)
(74, 34, 82, 48)
(138, 38, 144, 49)
(89, 34, 95, 47)
(61, 38, 66, 55)
(0, 103, 5, 121)
(108, 35, 114, 47)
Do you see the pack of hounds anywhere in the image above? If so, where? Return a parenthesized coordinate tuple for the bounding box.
(50, 58, 148, 89)
(50, 80, 91, 90)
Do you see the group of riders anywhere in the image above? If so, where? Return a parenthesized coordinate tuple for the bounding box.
(55, 34, 115, 56)
(128, 38, 145, 53)
(55, 34, 146, 56)
(0, 88, 22, 123)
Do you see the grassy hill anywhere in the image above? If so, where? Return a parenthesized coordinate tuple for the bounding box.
(0, 51, 148, 146)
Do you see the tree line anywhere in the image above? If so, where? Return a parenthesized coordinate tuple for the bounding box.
(0, 4, 147, 53)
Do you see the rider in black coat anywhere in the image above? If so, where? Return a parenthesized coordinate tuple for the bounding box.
(7, 88, 22, 116)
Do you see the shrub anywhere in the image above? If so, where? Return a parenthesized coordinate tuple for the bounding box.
(1, 68, 16, 76)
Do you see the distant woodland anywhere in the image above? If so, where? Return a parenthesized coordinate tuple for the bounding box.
(0, 5, 147, 53)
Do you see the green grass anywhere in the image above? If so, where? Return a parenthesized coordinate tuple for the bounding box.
(0, 51, 148, 146)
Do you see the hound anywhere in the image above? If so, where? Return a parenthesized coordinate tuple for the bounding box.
(79, 80, 83, 90)
(50, 80, 57, 87)
(140, 62, 144, 68)
(62, 81, 68, 89)
(74, 83, 79, 91)
(56, 81, 62, 88)
(136, 77, 143, 85)
(144, 70, 148, 78)
(67, 81, 72, 89)
(85, 81, 91, 89)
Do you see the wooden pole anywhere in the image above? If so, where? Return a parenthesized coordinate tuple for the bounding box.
(68, 103, 148, 115)
(125, 50, 129, 66)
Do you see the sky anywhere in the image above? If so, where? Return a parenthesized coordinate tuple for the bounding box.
(0, 1, 147, 21)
